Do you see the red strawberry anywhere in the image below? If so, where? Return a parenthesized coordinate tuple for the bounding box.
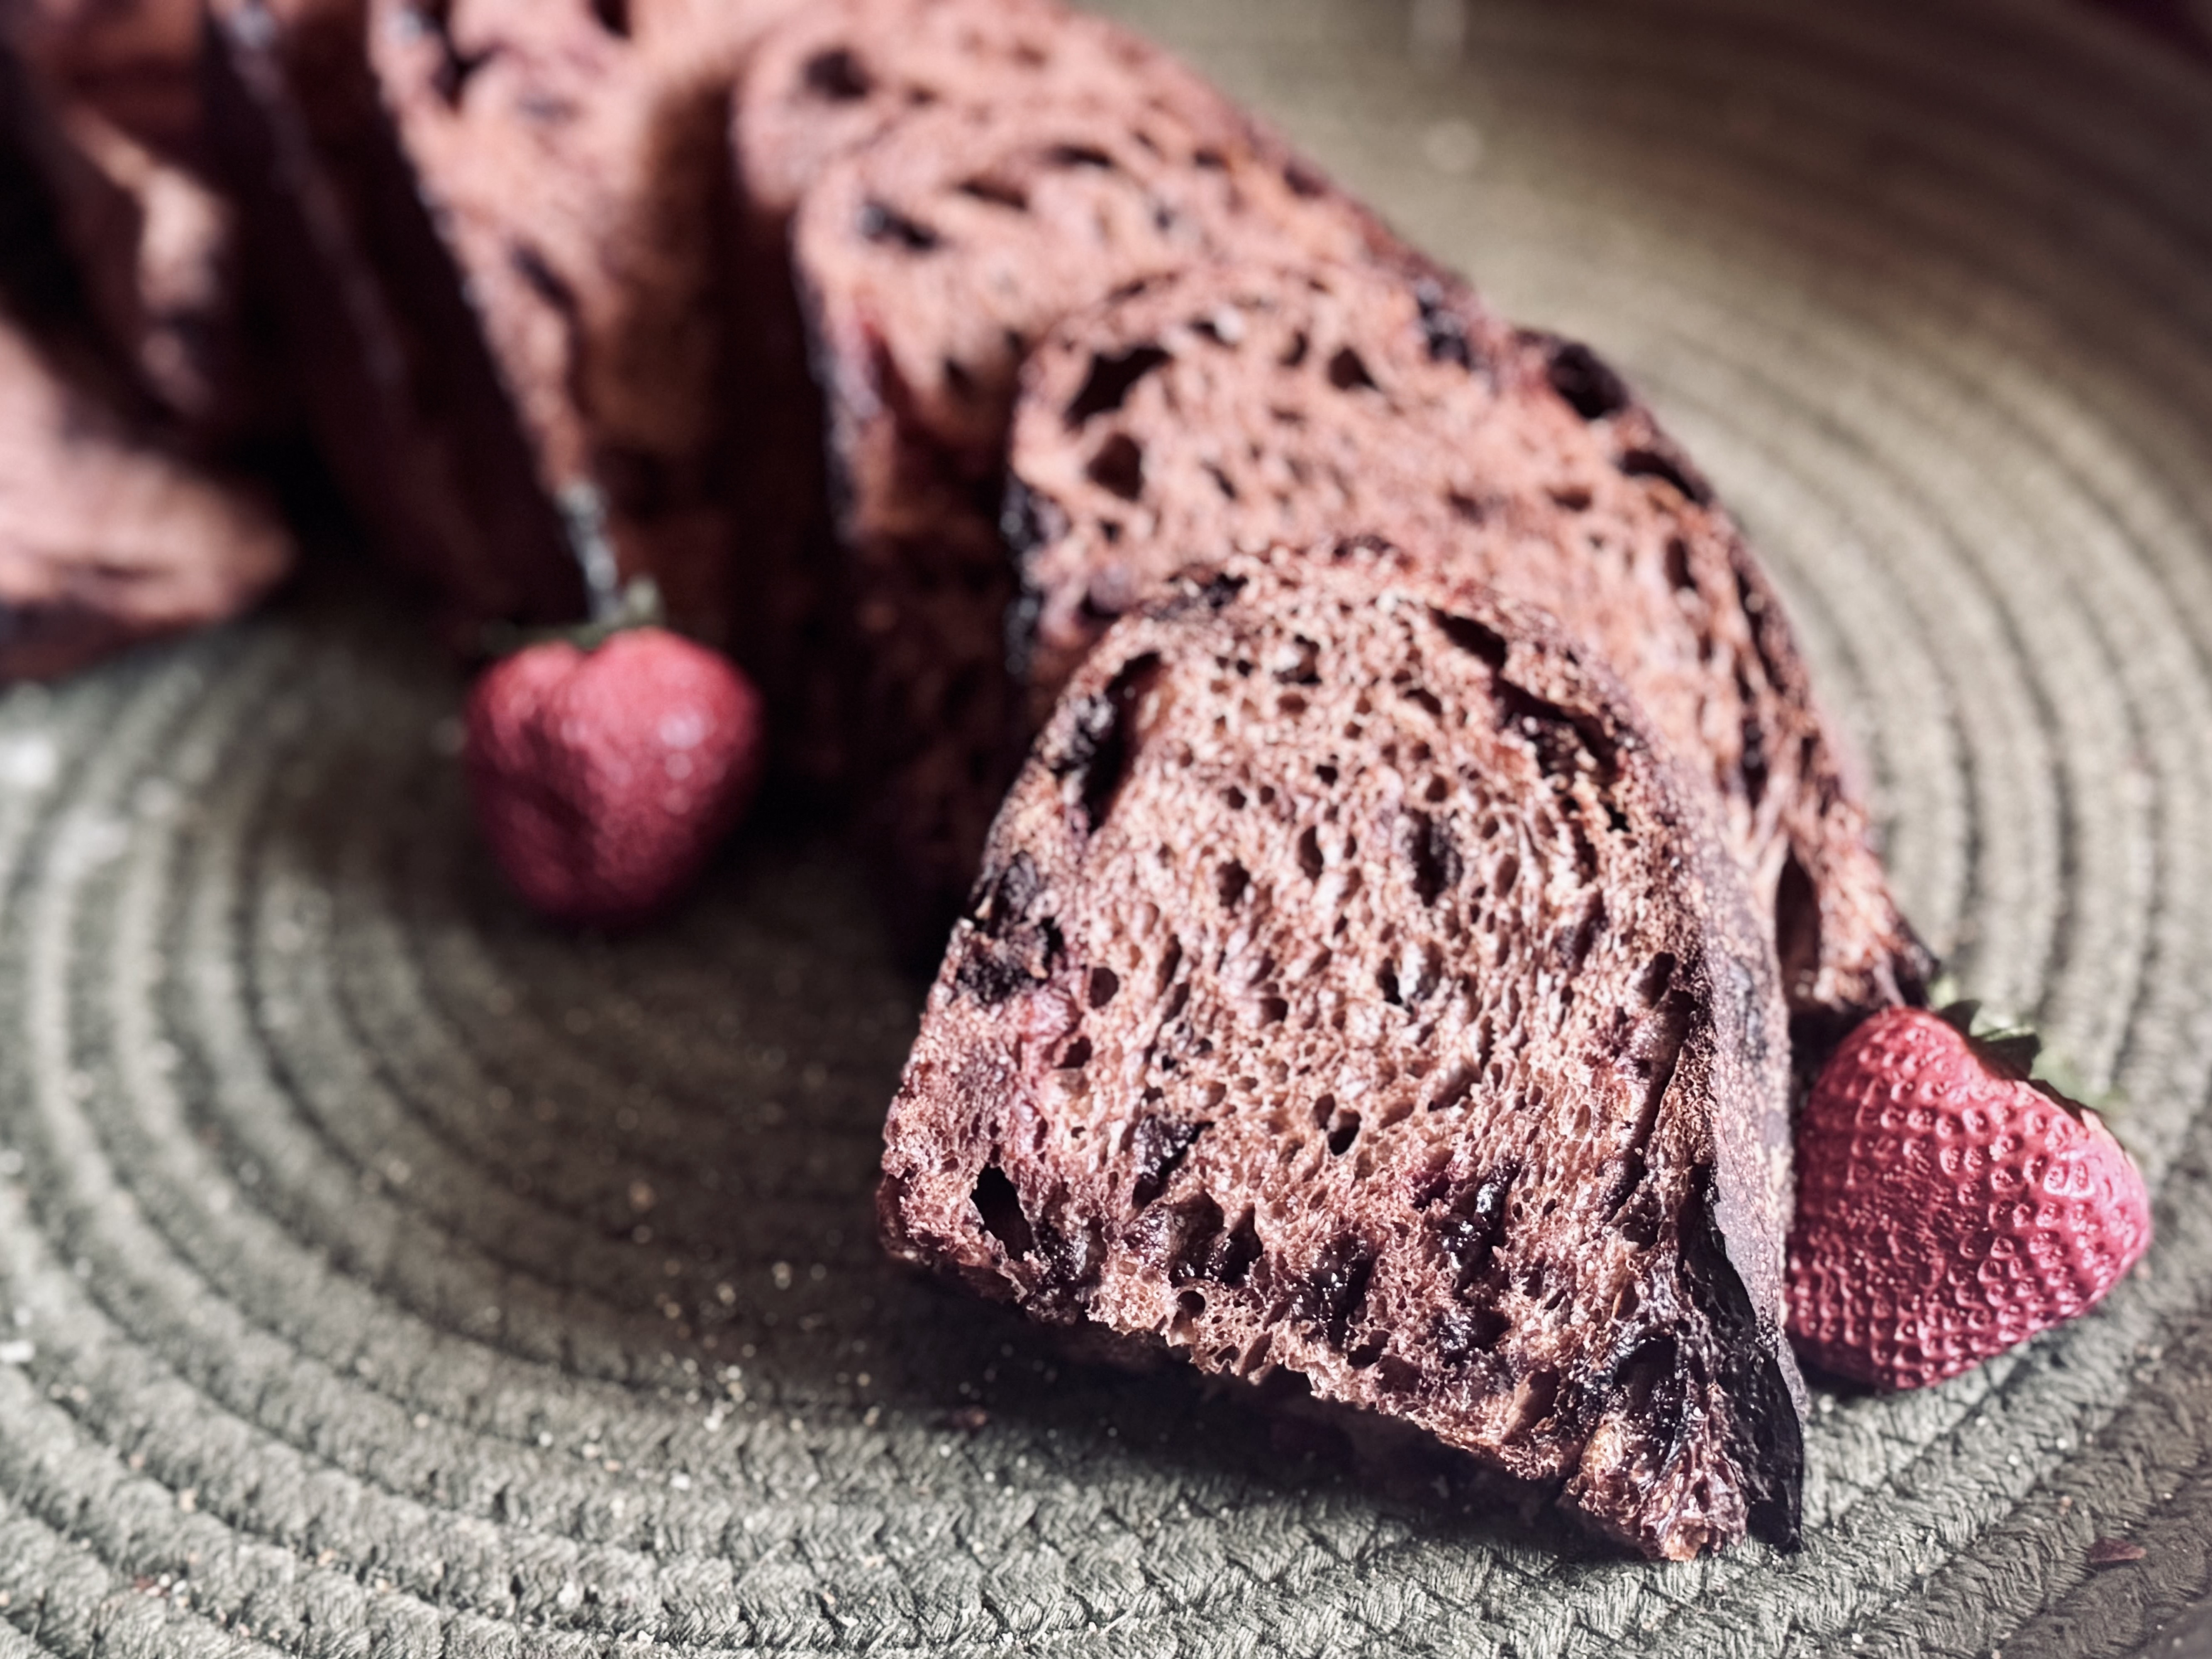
(465, 627, 766, 928)
(1788, 1006, 2151, 1390)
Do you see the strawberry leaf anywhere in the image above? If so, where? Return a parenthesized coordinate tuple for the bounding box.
(479, 578, 668, 660)
(1935, 999, 1981, 1038)
(1975, 1030, 2043, 1075)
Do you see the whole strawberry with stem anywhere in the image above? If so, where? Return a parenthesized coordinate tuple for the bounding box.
(1788, 1005, 2151, 1390)
(465, 580, 766, 929)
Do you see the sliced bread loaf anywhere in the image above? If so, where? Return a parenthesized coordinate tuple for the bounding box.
(793, 94, 1406, 943)
(880, 546, 1804, 1560)
(1005, 261, 1931, 1041)
(364, 0, 801, 647)
(724, 0, 1267, 791)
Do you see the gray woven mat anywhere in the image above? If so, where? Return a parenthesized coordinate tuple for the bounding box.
(2, 0, 2211, 1653)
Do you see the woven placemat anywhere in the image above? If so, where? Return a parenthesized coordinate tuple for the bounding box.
(2, 0, 2210, 1653)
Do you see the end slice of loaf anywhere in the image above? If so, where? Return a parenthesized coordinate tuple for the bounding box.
(725, 0, 1274, 791)
(205, 0, 597, 642)
(1006, 261, 1931, 1042)
(0, 308, 291, 680)
(793, 93, 1407, 945)
(882, 546, 1804, 1560)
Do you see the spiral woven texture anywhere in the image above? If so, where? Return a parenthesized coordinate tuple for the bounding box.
(2, 0, 2210, 1652)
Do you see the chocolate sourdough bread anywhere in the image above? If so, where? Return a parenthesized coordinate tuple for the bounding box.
(1, 0, 271, 444)
(205, 0, 589, 641)
(1006, 261, 1931, 1042)
(726, 0, 1273, 789)
(364, 0, 803, 648)
(793, 94, 1410, 944)
(881, 548, 1805, 1560)
(0, 307, 291, 680)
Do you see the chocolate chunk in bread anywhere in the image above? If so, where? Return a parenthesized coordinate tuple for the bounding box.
(1006, 261, 1932, 1043)
(1, 1, 272, 443)
(364, 0, 801, 648)
(793, 94, 1406, 946)
(881, 547, 1805, 1560)
(0, 307, 291, 680)
(204, 0, 588, 641)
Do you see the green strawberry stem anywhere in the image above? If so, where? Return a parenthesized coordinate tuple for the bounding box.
(561, 480, 625, 625)
(1934, 999, 2043, 1075)
(476, 480, 668, 661)
(478, 577, 668, 660)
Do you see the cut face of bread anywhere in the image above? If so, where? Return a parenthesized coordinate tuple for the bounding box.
(800, 99, 1394, 503)
(1007, 261, 1931, 1041)
(795, 96, 1402, 943)
(880, 548, 1804, 1560)
(203, 0, 590, 640)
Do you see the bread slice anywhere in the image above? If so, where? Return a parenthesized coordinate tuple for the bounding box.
(1006, 261, 1931, 1044)
(203, 0, 590, 641)
(0, 307, 291, 680)
(363, 0, 802, 648)
(880, 546, 1805, 1560)
(734, 0, 1240, 232)
(724, 0, 1265, 791)
(793, 94, 1408, 944)
(0, 0, 270, 444)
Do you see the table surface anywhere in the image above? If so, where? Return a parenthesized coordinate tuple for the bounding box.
(2, 1, 2212, 1655)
